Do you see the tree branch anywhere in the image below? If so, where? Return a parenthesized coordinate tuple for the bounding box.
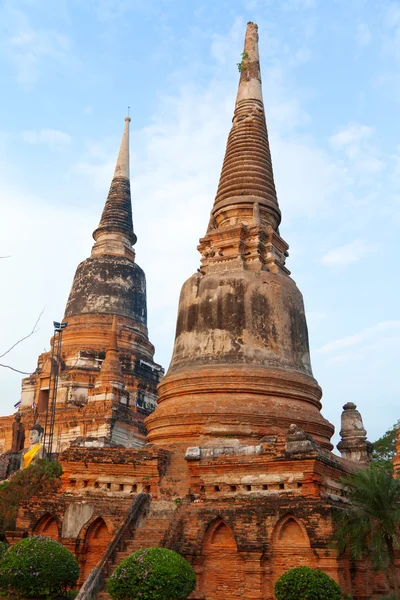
(0, 308, 45, 359)
(0, 363, 32, 375)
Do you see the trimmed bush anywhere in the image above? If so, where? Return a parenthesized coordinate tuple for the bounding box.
(274, 566, 342, 600)
(0, 535, 79, 599)
(107, 546, 196, 600)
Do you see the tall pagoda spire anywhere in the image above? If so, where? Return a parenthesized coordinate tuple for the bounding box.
(92, 116, 136, 259)
(199, 22, 287, 275)
(211, 22, 281, 232)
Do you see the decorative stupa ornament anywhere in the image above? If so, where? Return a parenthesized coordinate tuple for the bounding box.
(95, 316, 125, 389)
(337, 402, 372, 463)
(146, 23, 334, 450)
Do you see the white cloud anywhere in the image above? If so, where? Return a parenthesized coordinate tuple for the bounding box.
(317, 320, 400, 356)
(0, 6, 76, 89)
(211, 17, 244, 65)
(330, 123, 373, 147)
(22, 129, 72, 146)
(382, 4, 400, 62)
(355, 23, 372, 48)
(282, 0, 317, 10)
(320, 239, 374, 267)
(329, 123, 384, 176)
(289, 47, 312, 66)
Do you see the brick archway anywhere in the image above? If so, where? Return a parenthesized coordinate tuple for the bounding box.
(199, 519, 246, 599)
(80, 517, 111, 584)
(32, 513, 59, 541)
(269, 515, 317, 596)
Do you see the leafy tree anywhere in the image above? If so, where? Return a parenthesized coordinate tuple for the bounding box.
(107, 546, 196, 600)
(0, 459, 62, 538)
(0, 535, 79, 599)
(372, 420, 400, 472)
(274, 566, 342, 600)
(333, 465, 400, 599)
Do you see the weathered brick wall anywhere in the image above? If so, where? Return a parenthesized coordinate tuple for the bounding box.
(4, 442, 390, 599)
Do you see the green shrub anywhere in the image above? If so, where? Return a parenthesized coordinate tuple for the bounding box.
(107, 546, 196, 600)
(275, 566, 342, 600)
(0, 535, 79, 599)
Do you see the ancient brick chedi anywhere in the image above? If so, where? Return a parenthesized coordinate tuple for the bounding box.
(2, 21, 389, 600)
(146, 21, 333, 451)
(0, 116, 163, 455)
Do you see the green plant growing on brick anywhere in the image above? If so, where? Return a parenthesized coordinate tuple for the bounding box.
(0, 535, 79, 599)
(237, 51, 249, 72)
(274, 566, 342, 600)
(107, 546, 196, 600)
(0, 459, 62, 537)
(0, 542, 7, 561)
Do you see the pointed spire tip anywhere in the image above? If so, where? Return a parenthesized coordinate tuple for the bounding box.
(113, 115, 130, 180)
(236, 21, 262, 105)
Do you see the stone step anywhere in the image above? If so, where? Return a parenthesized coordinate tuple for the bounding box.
(95, 503, 179, 598)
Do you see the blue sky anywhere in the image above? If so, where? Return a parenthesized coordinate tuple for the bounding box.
(0, 0, 399, 447)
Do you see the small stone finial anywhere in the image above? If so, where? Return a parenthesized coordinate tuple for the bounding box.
(337, 402, 372, 463)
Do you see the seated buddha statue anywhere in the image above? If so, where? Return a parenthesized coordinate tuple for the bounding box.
(20, 423, 46, 469)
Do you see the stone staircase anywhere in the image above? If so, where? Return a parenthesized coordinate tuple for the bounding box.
(95, 500, 179, 600)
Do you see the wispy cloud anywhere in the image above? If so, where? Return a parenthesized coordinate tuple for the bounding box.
(355, 23, 372, 48)
(330, 123, 373, 148)
(321, 239, 375, 267)
(330, 122, 384, 176)
(0, 6, 76, 89)
(22, 129, 71, 146)
(383, 3, 400, 60)
(317, 321, 400, 362)
(282, 0, 317, 10)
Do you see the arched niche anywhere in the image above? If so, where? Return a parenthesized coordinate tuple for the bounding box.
(204, 519, 237, 552)
(273, 515, 311, 549)
(269, 514, 317, 597)
(200, 519, 246, 599)
(32, 513, 59, 541)
(80, 517, 111, 584)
